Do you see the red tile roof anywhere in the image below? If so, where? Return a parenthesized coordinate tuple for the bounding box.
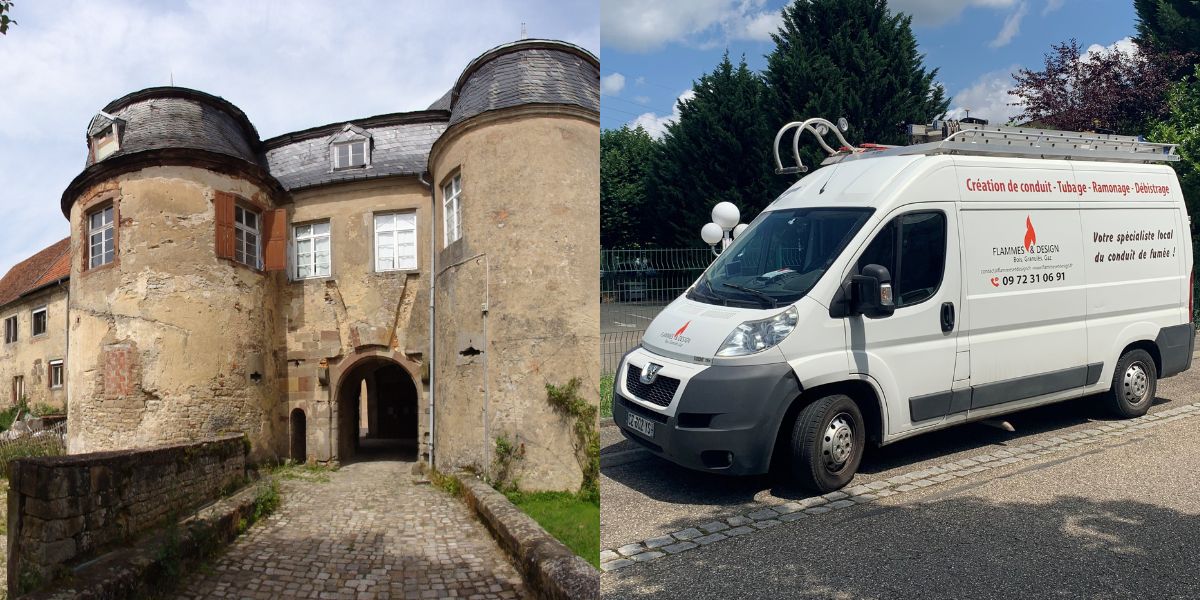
(0, 238, 71, 308)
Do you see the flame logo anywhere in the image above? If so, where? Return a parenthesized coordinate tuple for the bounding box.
(674, 321, 692, 338)
(1024, 216, 1036, 251)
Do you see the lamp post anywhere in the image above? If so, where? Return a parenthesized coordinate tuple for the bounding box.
(703, 201, 745, 256)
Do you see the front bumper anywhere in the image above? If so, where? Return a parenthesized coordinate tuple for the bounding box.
(613, 348, 801, 475)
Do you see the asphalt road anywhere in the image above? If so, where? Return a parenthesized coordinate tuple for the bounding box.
(601, 301, 668, 334)
(601, 361, 1200, 599)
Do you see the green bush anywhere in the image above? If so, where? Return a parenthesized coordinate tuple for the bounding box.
(599, 374, 614, 419)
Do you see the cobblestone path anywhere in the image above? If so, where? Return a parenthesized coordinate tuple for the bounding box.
(176, 460, 527, 599)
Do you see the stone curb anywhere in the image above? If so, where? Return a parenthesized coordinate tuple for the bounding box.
(601, 401, 1200, 573)
(23, 479, 265, 599)
(600, 417, 616, 429)
(457, 474, 599, 600)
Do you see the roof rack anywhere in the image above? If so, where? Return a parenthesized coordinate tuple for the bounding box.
(774, 118, 1179, 175)
(900, 122, 1179, 163)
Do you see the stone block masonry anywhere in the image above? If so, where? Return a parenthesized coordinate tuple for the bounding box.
(6, 434, 247, 593)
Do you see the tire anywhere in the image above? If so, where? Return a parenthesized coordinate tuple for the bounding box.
(789, 394, 865, 493)
(1105, 349, 1157, 418)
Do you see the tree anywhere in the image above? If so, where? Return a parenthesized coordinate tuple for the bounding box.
(600, 125, 659, 248)
(1135, 0, 1200, 57)
(648, 53, 782, 247)
(1009, 39, 1174, 135)
(764, 0, 949, 175)
(0, 1, 15, 35)
(1150, 66, 1200, 222)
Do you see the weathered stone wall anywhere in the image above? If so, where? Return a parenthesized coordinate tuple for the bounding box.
(431, 109, 600, 491)
(6, 434, 247, 592)
(65, 166, 285, 460)
(282, 178, 431, 463)
(0, 288, 69, 410)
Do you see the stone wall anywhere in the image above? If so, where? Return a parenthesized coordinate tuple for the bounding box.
(6, 434, 247, 592)
(65, 166, 286, 461)
(0, 287, 69, 410)
(430, 108, 601, 491)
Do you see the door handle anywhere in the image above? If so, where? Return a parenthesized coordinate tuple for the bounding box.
(940, 302, 955, 332)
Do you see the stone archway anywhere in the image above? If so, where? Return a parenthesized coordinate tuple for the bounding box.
(331, 351, 421, 462)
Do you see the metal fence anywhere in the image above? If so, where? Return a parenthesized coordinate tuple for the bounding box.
(0, 417, 66, 478)
(601, 248, 713, 376)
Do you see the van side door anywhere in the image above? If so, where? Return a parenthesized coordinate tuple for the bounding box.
(844, 203, 963, 434)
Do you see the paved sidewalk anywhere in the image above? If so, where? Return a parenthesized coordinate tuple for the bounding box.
(604, 396, 1200, 598)
(176, 461, 527, 599)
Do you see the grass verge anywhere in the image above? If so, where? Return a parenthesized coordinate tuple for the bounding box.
(264, 460, 335, 483)
(505, 490, 600, 568)
(600, 373, 614, 419)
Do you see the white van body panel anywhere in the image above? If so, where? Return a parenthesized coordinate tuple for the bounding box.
(618, 150, 1192, 474)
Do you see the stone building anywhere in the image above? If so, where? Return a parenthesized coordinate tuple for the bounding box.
(0, 239, 71, 410)
(4, 38, 599, 491)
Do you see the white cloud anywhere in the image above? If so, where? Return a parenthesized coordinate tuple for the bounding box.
(1084, 36, 1137, 59)
(889, 0, 1019, 27)
(633, 95, 651, 104)
(1042, 0, 1066, 15)
(635, 76, 646, 85)
(630, 90, 695, 138)
(989, 1, 1028, 48)
(944, 66, 1024, 125)
(601, 72, 626, 95)
(0, 0, 598, 277)
(601, 0, 781, 53)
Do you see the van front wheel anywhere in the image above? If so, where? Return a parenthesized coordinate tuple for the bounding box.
(789, 394, 865, 493)
(1106, 349, 1157, 418)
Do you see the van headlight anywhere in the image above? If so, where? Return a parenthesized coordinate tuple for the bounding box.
(716, 306, 799, 357)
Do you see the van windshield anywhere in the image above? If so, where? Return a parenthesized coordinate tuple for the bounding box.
(689, 207, 874, 308)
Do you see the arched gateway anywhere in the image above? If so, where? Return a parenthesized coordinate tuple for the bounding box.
(330, 351, 421, 462)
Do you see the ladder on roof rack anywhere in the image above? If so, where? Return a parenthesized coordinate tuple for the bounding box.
(904, 123, 1179, 163)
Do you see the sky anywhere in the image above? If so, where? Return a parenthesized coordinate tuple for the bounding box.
(600, 0, 1139, 136)
(0, 0, 598, 277)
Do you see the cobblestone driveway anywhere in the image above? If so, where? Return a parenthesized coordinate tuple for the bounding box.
(177, 460, 527, 599)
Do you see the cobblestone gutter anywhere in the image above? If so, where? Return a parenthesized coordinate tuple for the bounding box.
(458, 475, 599, 600)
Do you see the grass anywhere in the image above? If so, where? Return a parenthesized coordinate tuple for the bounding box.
(600, 373, 614, 419)
(505, 490, 600, 568)
(265, 460, 334, 483)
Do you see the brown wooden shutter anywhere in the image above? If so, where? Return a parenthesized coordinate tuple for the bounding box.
(214, 192, 236, 260)
(263, 208, 288, 272)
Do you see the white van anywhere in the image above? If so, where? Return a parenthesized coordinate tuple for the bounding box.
(614, 119, 1195, 492)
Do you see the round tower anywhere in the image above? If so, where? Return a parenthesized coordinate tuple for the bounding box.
(429, 40, 600, 490)
(61, 87, 286, 459)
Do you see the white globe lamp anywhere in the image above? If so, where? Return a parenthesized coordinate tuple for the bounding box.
(711, 202, 740, 231)
(701, 222, 724, 246)
(732, 223, 749, 239)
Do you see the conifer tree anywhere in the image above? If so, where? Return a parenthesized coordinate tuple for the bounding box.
(764, 0, 949, 174)
(648, 53, 782, 247)
(601, 125, 659, 248)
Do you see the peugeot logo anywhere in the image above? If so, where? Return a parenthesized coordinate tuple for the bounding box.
(640, 363, 663, 385)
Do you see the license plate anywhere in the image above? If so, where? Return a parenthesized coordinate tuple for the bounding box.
(626, 412, 655, 438)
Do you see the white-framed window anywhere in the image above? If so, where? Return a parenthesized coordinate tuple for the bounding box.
(443, 174, 462, 247)
(234, 205, 261, 268)
(12, 376, 24, 404)
(89, 205, 116, 268)
(3, 315, 16, 344)
(332, 140, 368, 170)
(49, 360, 63, 390)
(375, 212, 418, 272)
(294, 221, 331, 279)
(31, 306, 47, 337)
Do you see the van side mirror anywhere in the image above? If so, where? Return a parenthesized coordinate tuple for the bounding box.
(850, 264, 895, 318)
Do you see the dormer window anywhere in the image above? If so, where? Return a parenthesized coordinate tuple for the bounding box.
(333, 141, 368, 169)
(88, 112, 124, 162)
(329, 124, 372, 171)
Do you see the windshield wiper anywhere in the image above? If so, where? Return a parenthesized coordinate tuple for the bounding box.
(721, 283, 777, 308)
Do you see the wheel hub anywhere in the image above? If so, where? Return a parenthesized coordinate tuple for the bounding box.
(822, 413, 854, 470)
(1122, 362, 1150, 404)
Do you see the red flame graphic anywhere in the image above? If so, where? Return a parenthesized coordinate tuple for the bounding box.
(674, 321, 692, 338)
(1024, 216, 1036, 251)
